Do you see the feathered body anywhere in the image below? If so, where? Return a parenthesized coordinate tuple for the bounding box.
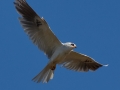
(14, 0, 108, 83)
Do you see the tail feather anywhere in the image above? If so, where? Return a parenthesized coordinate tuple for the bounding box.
(32, 64, 54, 83)
(43, 70, 54, 83)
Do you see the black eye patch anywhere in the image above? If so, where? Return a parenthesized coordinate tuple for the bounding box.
(71, 43, 74, 46)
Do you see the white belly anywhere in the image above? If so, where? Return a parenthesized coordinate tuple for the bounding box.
(49, 46, 71, 64)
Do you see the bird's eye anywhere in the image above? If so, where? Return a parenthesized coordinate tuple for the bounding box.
(71, 43, 74, 46)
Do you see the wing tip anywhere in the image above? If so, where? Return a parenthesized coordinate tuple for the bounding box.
(103, 64, 109, 67)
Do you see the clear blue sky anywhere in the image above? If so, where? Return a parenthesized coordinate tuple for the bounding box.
(0, 0, 120, 90)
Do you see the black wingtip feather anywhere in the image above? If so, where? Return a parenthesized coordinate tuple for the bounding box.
(14, 0, 38, 20)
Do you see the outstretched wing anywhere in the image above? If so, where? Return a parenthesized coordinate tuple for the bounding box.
(61, 51, 103, 71)
(14, 0, 62, 58)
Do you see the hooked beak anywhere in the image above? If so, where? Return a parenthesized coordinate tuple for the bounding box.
(74, 46, 77, 48)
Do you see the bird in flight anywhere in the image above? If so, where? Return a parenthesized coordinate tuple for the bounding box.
(14, 0, 108, 83)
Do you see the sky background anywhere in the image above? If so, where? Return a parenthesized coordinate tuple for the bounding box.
(0, 0, 120, 90)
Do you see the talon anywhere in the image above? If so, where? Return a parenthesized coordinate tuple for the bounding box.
(51, 66, 56, 70)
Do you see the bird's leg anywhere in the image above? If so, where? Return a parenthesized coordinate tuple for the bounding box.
(51, 65, 56, 70)
(50, 62, 56, 70)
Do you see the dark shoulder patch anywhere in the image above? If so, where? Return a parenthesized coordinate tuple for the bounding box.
(36, 19, 42, 27)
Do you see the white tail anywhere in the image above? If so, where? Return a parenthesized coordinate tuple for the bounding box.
(32, 64, 54, 83)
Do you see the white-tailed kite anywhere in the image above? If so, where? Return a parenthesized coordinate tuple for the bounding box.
(14, 0, 108, 83)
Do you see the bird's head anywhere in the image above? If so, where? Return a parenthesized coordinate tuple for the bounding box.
(63, 42, 77, 49)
